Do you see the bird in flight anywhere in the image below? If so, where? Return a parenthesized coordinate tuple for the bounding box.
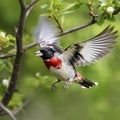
(35, 18, 117, 91)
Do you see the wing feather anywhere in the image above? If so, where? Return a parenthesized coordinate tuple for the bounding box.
(61, 26, 118, 66)
(34, 17, 58, 48)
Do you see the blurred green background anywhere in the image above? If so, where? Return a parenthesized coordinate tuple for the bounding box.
(0, 0, 120, 120)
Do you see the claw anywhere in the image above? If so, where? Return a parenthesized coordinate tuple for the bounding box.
(63, 81, 72, 89)
(51, 83, 57, 91)
(51, 79, 61, 91)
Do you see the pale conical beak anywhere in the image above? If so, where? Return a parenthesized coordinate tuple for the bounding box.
(36, 50, 43, 56)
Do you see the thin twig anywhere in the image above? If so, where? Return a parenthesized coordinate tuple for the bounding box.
(19, 0, 26, 10)
(24, 41, 37, 50)
(26, 0, 39, 10)
(57, 19, 96, 37)
(26, 0, 39, 17)
(52, 15, 63, 33)
(0, 53, 16, 59)
(0, 42, 37, 59)
(0, 97, 33, 116)
(87, 2, 98, 18)
(13, 98, 33, 115)
(0, 103, 17, 120)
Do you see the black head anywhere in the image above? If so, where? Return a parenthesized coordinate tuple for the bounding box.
(36, 47, 55, 60)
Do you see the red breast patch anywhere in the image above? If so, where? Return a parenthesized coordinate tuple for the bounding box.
(44, 56, 62, 69)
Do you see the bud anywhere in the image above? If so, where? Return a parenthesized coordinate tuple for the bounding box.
(106, 7, 114, 13)
(88, 1, 92, 6)
(36, 72, 41, 78)
(100, 3, 106, 7)
(2, 79, 9, 87)
(0, 32, 6, 37)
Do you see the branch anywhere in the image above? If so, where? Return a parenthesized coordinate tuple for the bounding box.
(0, 98, 33, 116)
(26, 0, 39, 10)
(19, 0, 26, 10)
(24, 41, 37, 50)
(1, 0, 26, 107)
(113, 7, 120, 15)
(13, 98, 33, 115)
(0, 53, 16, 59)
(52, 15, 63, 33)
(0, 103, 17, 120)
(0, 0, 39, 112)
(0, 42, 37, 59)
(0, 6, 120, 59)
(57, 19, 96, 37)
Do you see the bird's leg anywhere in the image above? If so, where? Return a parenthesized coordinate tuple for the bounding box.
(63, 80, 73, 89)
(51, 79, 61, 91)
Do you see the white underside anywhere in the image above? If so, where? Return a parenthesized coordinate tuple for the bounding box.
(49, 62, 75, 82)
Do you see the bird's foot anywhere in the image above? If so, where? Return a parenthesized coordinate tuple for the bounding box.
(51, 83, 57, 91)
(51, 79, 61, 91)
(63, 81, 72, 89)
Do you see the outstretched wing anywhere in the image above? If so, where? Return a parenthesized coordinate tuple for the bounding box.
(34, 17, 58, 48)
(61, 26, 118, 66)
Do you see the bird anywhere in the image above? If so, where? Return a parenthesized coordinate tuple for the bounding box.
(34, 17, 118, 91)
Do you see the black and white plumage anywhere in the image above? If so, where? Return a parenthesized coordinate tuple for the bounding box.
(62, 26, 117, 66)
(34, 18, 58, 48)
(35, 17, 118, 90)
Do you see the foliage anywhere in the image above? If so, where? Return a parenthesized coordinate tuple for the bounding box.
(0, 0, 120, 120)
(40, 0, 83, 24)
(0, 31, 16, 52)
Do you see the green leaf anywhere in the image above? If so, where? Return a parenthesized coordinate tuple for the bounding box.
(107, 15, 115, 21)
(7, 34, 15, 41)
(62, 3, 78, 11)
(9, 93, 23, 109)
(0, 31, 15, 48)
(40, 4, 49, 9)
(98, 0, 106, 3)
(4, 60, 13, 73)
(0, 36, 8, 46)
(0, 60, 4, 71)
(62, 10, 74, 15)
(61, 2, 83, 12)
(0, 82, 6, 95)
(8, 48, 16, 54)
(97, 14, 105, 25)
(59, 15, 65, 24)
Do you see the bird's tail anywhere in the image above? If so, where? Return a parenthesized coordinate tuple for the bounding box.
(77, 78, 98, 88)
(75, 72, 98, 88)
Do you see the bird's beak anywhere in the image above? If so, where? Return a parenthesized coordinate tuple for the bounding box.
(36, 50, 43, 56)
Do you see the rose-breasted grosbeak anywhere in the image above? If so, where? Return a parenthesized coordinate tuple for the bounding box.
(35, 18, 117, 91)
